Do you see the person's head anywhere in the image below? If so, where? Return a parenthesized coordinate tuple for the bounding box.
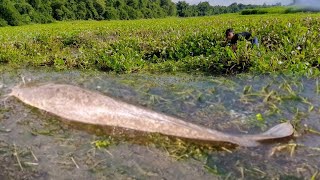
(225, 28, 234, 40)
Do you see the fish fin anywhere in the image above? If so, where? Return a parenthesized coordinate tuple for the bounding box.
(232, 122, 294, 146)
(259, 122, 294, 138)
(245, 122, 294, 142)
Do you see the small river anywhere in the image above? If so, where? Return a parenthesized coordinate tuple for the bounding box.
(0, 67, 319, 179)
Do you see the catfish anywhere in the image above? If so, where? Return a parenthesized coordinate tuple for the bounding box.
(9, 83, 294, 147)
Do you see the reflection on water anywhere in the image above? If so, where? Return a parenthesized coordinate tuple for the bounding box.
(0, 67, 319, 179)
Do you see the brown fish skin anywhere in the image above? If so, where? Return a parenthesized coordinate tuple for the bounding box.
(9, 83, 293, 147)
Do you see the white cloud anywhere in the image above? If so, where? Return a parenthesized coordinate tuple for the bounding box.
(172, 0, 293, 6)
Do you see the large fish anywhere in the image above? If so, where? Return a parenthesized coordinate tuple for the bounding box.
(9, 83, 294, 147)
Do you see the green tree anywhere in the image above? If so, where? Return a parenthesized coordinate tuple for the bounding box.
(161, 0, 176, 16)
(93, 0, 106, 18)
(105, 0, 115, 7)
(197, 2, 211, 16)
(126, 0, 138, 9)
(119, 7, 129, 19)
(14, 1, 34, 15)
(76, 1, 87, 19)
(27, 0, 53, 23)
(0, 0, 24, 26)
(138, 0, 147, 9)
(150, 2, 166, 18)
(141, 7, 153, 18)
(103, 6, 119, 19)
(114, 0, 124, 9)
(176, 1, 189, 17)
(126, 6, 142, 19)
(51, 0, 65, 20)
(86, 0, 99, 19)
(228, 3, 239, 13)
(0, 18, 8, 26)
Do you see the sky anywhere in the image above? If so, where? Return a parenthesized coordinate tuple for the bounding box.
(172, 0, 294, 6)
(295, 0, 320, 8)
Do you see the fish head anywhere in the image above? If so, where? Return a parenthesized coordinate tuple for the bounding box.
(9, 83, 53, 102)
(9, 83, 82, 107)
(10, 84, 25, 98)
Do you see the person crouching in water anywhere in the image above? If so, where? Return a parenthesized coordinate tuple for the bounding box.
(225, 28, 259, 51)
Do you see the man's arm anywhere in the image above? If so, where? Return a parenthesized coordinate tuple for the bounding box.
(224, 38, 229, 46)
(232, 44, 237, 52)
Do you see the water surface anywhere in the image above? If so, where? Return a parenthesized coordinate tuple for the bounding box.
(0, 68, 319, 179)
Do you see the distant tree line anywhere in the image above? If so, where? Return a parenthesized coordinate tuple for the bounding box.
(0, 0, 279, 26)
(0, 0, 176, 26)
(176, 2, 279, 17)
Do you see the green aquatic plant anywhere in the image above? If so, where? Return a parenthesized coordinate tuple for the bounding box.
(0, 14, 319, 75)
(255, 113, 264, 122)
(92, 139, 113, 149)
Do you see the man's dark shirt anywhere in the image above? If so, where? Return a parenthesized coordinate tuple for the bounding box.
(230, 32, 252, 44)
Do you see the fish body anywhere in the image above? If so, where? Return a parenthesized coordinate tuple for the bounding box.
(10, 83, 294, 147)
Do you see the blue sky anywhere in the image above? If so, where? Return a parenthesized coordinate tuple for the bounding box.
(172, 0, 293, 6)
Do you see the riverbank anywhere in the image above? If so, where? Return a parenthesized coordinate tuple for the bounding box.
(0, 14, 319, 76)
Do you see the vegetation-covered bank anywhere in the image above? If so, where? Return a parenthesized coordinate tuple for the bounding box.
(0, 14, 320, 76)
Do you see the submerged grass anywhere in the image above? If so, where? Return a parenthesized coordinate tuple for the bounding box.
(1, 69, 319, 178)
(75, 74, 320, 167)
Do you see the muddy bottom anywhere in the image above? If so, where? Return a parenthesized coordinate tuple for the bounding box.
(0, 68, 319, 179)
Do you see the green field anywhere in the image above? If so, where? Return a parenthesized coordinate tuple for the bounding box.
(240, 6, 320, 15)
(0, 13, 320, 76)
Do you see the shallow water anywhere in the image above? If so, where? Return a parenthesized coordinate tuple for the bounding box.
(0, 68, 319, 179)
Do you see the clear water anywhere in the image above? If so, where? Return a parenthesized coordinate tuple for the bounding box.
(0, 67, 319, 179)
